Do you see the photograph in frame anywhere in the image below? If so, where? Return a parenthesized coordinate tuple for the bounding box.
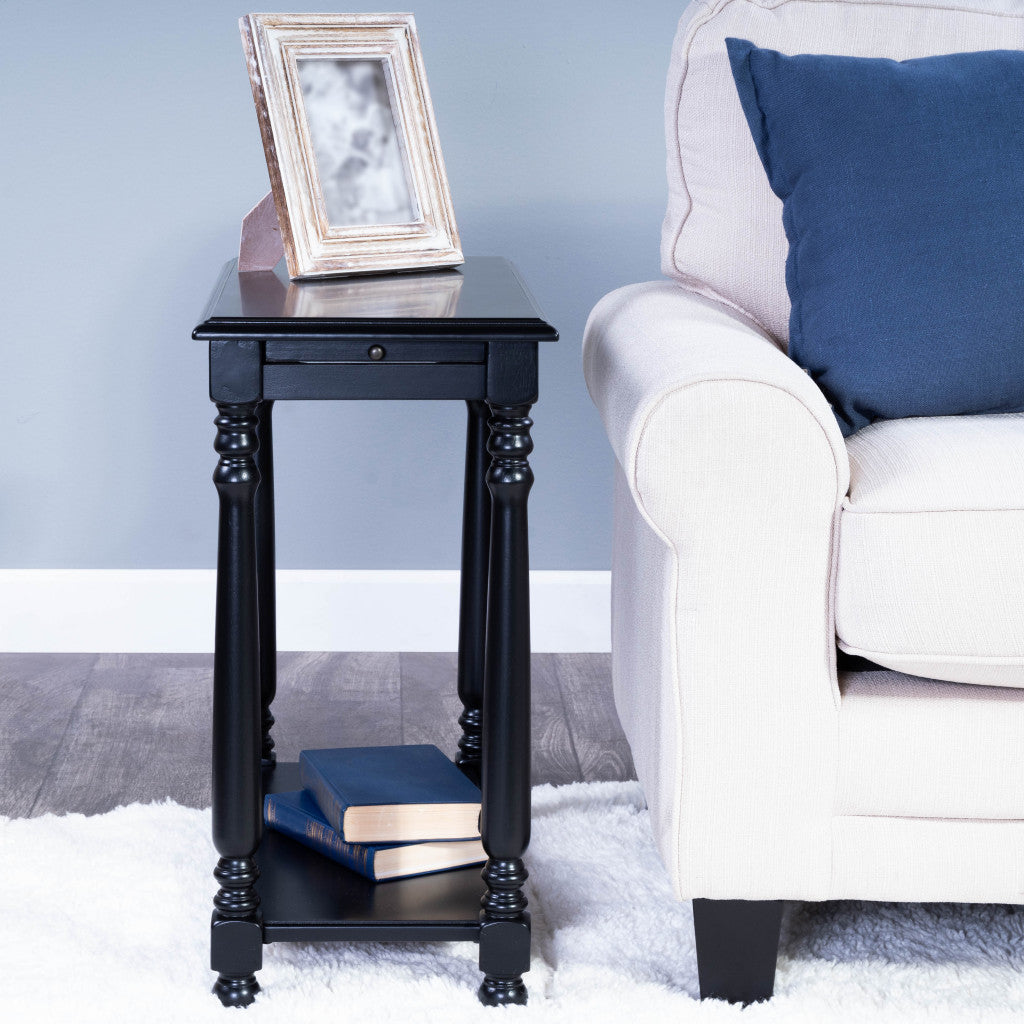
(298, 57, 418, 227)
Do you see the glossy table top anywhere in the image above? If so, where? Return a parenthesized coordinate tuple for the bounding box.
(194, 256, 558, 340)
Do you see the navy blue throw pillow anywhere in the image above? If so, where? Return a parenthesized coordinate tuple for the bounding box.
(726, 38, 1024, 436)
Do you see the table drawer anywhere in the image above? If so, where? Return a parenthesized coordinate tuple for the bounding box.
(264, 338, 486, 364)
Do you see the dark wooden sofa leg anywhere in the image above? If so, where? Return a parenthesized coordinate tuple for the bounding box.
(692, 899, 784, 1004)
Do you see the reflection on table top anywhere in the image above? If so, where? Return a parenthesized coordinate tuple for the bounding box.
(195, 256, 558, 338)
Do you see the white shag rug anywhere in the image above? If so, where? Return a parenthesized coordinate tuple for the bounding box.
(4, 782, 1024, 1023)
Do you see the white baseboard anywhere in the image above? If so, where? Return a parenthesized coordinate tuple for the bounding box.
(0, 569, 611, 653)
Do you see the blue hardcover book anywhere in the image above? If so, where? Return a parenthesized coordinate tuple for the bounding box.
(298, 744, 481, 843)
(264, 790, 485, 881)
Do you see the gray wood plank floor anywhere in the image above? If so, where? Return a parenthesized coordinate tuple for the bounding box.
(0, 653, 634, 817)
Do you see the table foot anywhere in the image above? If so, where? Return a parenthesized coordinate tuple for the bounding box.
(478, 859, 530, 1007)
(213, 974, 260, 1008)
(478, 976, 527, 1006)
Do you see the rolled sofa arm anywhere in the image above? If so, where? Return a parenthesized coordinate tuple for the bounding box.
(583, 282, 850, 901)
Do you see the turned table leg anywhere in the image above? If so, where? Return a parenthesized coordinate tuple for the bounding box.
(254, 400, 277, 768)
(477, 403, 533, 1006)
(210, 402, 264, 1007)
(456, 400, 491, 783)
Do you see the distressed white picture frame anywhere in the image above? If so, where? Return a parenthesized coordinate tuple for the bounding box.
(240, 13, 463, 279)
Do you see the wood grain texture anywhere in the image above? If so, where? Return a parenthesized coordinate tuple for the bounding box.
(530, 655, 584, 786)
(271, 651, 402, 760)
(32, 654, 213, 815)
(400, 653, 583, 786)
(0, 653, 628, 817)
(553, 653, 637, 783)
(0, 654, 94, 817)
(399, 651, 462, 752)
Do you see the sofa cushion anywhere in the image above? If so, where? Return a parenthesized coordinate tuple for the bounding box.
(838, 668, 1024, 819)
(663, 0, 1024, 344)
(836, 414, 1024, 687)
(723, 38, 1024, 436)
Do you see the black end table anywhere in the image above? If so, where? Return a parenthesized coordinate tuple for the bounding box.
(193, 257, 558, 1008)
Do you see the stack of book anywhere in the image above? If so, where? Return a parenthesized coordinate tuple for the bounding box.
(264, 744, 485, 882)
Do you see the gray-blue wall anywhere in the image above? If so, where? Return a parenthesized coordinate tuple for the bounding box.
(1, 1, 680, 569)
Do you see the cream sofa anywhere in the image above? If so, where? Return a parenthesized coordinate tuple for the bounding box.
(583, 0, 1024, 1003)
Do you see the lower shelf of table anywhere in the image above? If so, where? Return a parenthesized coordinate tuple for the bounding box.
(257, 762, 485, 944)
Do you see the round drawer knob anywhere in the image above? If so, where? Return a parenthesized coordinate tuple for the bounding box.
(368, 344, 386, 361)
